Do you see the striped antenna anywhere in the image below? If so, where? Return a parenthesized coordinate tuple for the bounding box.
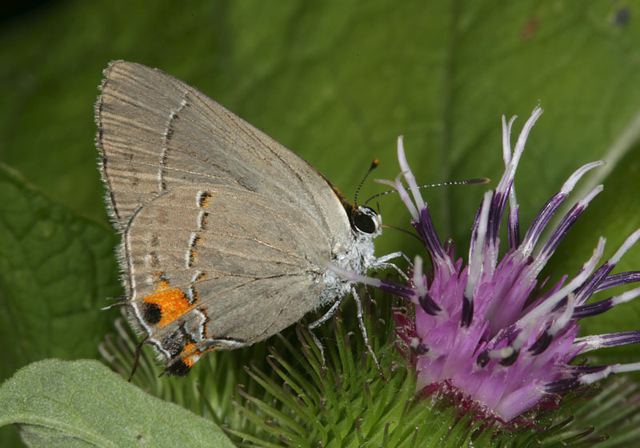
(354, 159, 380, 205)
(364, 177, 490, 205)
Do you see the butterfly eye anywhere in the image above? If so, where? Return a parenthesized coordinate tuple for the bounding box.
(351, 206, 380, 235)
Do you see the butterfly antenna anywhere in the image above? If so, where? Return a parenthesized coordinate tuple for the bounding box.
(364, 177, 490, 205)
(354, 159, 380, 205)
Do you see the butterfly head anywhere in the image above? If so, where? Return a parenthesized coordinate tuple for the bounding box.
(350, 205, 382, 237)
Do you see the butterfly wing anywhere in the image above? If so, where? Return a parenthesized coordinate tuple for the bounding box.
(124, 185, 329, 360)
(96, 61, 356, 370)
(96, 60, 350, 245)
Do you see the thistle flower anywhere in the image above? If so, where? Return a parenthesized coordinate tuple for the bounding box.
(354, 107, 640, 423)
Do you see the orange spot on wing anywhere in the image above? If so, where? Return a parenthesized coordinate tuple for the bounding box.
(181, 342, 202, 368)
(143, 280, 192, 328)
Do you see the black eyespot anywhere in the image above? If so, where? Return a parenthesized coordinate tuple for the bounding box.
(141, 302, 162, 325)
(351, 206, 378, 234)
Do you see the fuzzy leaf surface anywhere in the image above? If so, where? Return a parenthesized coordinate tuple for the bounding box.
(0, 360, 235, 448)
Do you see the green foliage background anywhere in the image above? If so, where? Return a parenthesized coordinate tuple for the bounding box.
(1, 1, 640, 446)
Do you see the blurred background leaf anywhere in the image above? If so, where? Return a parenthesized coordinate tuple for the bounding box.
(1, 0, 640, 446)
(0, 164, 119, 380)
(0, 164, 120, 446)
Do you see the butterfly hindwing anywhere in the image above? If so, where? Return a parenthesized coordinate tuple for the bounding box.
(123, 185, 329, 355)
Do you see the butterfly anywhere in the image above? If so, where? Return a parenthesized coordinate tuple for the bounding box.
(95, 61, 400, 375)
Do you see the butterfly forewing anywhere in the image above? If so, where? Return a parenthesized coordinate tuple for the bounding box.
(96, 60, 350, 243)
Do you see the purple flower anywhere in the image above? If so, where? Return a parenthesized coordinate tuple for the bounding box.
(371, 107, 640, 422)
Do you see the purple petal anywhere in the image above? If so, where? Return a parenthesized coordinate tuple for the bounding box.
(415, 208, 454, 272)
(397, 136, 425, 213)
(419, 293, 441, 316)
(596, 271, 640, 292)
(575, 229, 640, 305)
(520, 161, 603, 257)
(536, 185, 603, 266)
(576, 330, 640, 354)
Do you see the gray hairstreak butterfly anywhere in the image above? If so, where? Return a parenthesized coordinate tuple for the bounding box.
(95, 61, 402, 375)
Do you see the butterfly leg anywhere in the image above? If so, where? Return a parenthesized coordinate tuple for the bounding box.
(373, 262, 409, 280)
(352, 287, 381, 371)
(375, 251, 410, 265)
(308, 297, 343, 330)
(307, 296, 345, 364)
(370, 251, 412, 281)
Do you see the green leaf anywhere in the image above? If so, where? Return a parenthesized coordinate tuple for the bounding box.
(0, 165, 121, 382)
(0, 359, 235, 448)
